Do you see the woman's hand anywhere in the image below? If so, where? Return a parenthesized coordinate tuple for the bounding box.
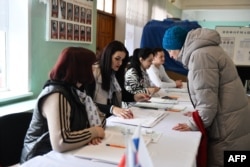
(88, 137, 102, 145)
(88, 126, 105, 145)
(172, 123, 191, 131)
(112, 106, 133, 119)
(183, 111, 193, 117)
(134, 93, 151, 102)
(175, 80, 183, 88)
(95, 126, 105, 138)
(147, 87, 160, 96)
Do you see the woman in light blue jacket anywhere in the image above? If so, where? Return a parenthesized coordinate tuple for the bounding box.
(162, 26, 250, 167)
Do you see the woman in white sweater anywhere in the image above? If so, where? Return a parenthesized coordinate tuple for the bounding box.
(147, 48, 182, 88)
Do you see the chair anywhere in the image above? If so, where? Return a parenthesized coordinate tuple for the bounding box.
(0, 112, 32, 167)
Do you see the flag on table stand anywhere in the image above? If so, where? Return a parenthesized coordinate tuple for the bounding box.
(118, 124, 153, 167)
(137, 133, 153, 167)
(127, 138, 137, 167)
(117, 135, 138, 167)
(132, 124, 141, 151)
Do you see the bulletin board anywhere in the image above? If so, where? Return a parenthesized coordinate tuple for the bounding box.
(46, 0, 93, 43)
(215, 26, 250, 66)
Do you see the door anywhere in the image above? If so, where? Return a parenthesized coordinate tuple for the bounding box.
(97, 11, 115, 52)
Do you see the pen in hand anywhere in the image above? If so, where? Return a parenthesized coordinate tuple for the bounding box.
(106, 144, 126, 149)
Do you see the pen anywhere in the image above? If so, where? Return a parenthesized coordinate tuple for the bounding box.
(106, 144, 126, 149)
(139, 106, 158, 110)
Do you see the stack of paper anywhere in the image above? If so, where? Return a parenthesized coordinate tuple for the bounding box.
(166, 105, 186, 112)
(133, 101, 172, 109)
(165, 92, 191, 102)
(108, 107, 168, 128)
(165, 87, 188, 93)
(133, 96, 178, 109)
(149, 97, 178, 104)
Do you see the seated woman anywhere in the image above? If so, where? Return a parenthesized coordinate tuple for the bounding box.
(125, 48, 160, 95)
(20, 47, 105, 163)
(89, 41, 150, 119)
(147, 48, 183, 88)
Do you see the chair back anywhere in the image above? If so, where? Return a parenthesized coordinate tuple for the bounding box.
(0, 112, 32, 167)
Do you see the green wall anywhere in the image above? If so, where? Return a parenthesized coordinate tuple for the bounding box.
(28, 0, 96, 101)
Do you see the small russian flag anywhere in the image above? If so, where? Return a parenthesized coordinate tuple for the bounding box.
(118, 125, 142, 167)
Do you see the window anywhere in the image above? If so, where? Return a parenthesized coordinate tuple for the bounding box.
(97, 0, 114, 14)
(0, 0, 31, 102)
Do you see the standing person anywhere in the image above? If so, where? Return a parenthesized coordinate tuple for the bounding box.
(20, 47, 105, 163)
(90, 41, 150, 119)
(147, 47, 183, 88)
(162, 26, 250, 167)
(125, 48, 160, 95)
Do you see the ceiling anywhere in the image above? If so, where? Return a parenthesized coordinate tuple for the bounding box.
(172, 0, 250, 9)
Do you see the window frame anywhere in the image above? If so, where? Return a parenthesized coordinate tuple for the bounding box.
(0, 0, 32, 103)
(97, 0, 115, 14)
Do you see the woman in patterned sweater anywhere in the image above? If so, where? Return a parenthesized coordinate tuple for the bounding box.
(20, 47, 105, 163)
(125, 48, 160, 95)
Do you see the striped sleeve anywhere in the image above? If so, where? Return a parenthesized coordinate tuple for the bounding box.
(42, 93, 100, 152)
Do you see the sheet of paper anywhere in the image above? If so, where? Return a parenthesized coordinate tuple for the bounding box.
(73, 131, 125, 164)
(165, 92, 190, 102)
(108, 107, 168, 128)
(149, 97, 178, 104)
(166, 105, 187, 112)
(133, 101, 173, 109)
(73, 130, 152, 164)
(165, 88, 188, 93)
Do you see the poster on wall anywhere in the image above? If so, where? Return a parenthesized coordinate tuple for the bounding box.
(216, 26, 250, 66)
(46, 0, 93, 44)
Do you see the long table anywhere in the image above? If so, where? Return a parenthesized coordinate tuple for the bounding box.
(21, 90, 201, 167)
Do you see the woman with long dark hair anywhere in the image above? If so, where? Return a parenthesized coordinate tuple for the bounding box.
(91, 41, 150, 119)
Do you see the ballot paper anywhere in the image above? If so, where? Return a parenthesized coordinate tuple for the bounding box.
(73, 130, 151, 164)
(149, 97, 178, 104)
(108, 107, 168, 128)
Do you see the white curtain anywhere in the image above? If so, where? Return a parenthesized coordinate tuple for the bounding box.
(125, 0, 167, 55)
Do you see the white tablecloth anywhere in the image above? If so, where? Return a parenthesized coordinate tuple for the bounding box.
(21, 92, 201, 167)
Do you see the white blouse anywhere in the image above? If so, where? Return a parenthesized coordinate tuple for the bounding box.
(147, 64, 176, 88)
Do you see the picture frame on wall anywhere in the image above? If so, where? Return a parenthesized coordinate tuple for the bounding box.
(80, 25, 85, 41)
(67, 23, 73, 40)
(51, 0, 58, 18)
(51, 20, 58, 39)
(59, 21, 66, 39)
(46, 0, 93, 44)
(60, 0, 66, 19)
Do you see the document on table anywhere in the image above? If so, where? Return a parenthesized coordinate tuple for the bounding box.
(166, 105, 186, 112)
(133, 101, 172, 109)
(73, 130, 151, 164)
(165, 87, 188, 93)
(149, 97, 178, 104)
(133, 96, 178, 110)
(73, 131, 125, 164)
(153, 88, 190, 102)
(165, 92, 191, 102)
(108, 107, 168, 128)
